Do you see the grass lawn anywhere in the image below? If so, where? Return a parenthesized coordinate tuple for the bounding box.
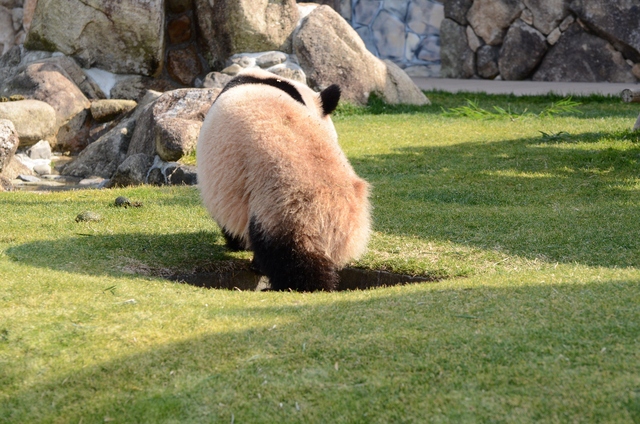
(1, 92, 639, 423)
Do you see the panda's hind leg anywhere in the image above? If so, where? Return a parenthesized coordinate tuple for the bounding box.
(221, 227, 247, 251)
(249, 217, 338, 292)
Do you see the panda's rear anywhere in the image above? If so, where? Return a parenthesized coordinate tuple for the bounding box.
(197, 68, 371, 291)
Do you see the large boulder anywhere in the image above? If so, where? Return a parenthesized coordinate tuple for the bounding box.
(0, 59, 91, 150)
(62, 91, 161, 179)
(444, 0, 473, 25)
(127, 88, 221, 162)
(25, 0, 165, 76)
(477, 45, 500, 79)
(39, 55, 106, 100)
(0, 99, 57, 147)
(194, 0, 299, 69)
(0, 119, 19, 174)
(570, 0, 640, 63)
(498, 19, 548, 80)
(440, 18, 475, 79)
(467, 0, 524, 45)
(293, 5, 428, 106)
(533, 24, 637, 83)
(523, 0, 570, 35)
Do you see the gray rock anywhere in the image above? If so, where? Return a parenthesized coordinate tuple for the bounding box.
(32, 162, 51, 175)
(477, 45, 500, 79)
(498, 20, 548, 80)
(37, 55, 106, 100)
(18, 174, 40, 182)
(520, 8, 534, 25)
(0, 118, 18, 173)
(224, 52, 307, 84)
(523, 0, 570, 35)
(0, 99, 57, 147)
(466, 25, 483, 52)
(440, 18, 475, 78)
(26, 139, 51, 160)
(108, 75, 175, 102)
(147, 155, 194, 186)
(194, 0, 299, 69)
(165, 163, 197, 185)
(570, 0, 640, 63)
(127, 88, 221, 162)
(547, 27, 562, 45)
(0, 60, 90, 151)
(255, 51, 288, 68)
(62, 91, 161, 179)
(25, 0, 164, 76)
(90, 99, 137, 123)
(154, 117, 202, 162)
(294, 5, 428, 105)
(533, 24, 637, 83)
(266, 65, 307, 84)
(108, 153, 154, 187)
(467, 0, 524, 46)
(200, 72, 233, 89)
(383, 60, 431, 105)
(443, 0, 473, 25)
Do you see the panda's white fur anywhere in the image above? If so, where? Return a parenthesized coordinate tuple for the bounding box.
(197, 67, 371, 291)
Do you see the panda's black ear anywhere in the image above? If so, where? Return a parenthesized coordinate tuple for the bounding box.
(320, 84, 341, 116)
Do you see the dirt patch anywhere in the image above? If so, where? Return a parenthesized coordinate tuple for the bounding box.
(167, 261, 441, 291)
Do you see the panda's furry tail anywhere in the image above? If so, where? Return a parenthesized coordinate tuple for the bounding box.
(249, 218, 339, 292)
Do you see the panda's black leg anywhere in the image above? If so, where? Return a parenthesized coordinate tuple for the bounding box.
(249, 217, 338, 292)
(221, 227, 246, 251)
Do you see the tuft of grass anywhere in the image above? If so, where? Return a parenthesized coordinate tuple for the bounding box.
(442, 97, 582, 120)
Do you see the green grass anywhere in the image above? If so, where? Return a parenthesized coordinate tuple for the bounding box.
(1, 92, 639, 423)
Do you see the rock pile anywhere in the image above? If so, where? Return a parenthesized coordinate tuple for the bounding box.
(441, 0, 640, 83)
(0, 1, 429, 192)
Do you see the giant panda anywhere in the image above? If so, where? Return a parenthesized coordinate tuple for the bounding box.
(196, 67, 371, 292)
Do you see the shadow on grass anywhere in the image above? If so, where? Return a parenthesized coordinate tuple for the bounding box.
(1, 279, 638, 423)
(6, 231, 237, 276)
(356, 130, 640, 268)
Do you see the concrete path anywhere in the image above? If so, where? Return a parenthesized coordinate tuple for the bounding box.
(412, 77, 640, 97)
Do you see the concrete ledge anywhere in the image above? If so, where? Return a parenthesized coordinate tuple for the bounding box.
(412, 77, 640, 96)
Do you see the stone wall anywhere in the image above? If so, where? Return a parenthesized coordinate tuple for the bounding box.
(440, 0, 640, 83)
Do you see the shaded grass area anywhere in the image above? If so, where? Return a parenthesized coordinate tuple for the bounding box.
(1, 91, 639, 422)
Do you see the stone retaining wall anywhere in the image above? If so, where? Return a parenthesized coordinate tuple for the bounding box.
(439, 0, 640, 83)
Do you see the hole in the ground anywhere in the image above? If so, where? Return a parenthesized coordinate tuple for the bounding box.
(167, 261, 442, 291)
